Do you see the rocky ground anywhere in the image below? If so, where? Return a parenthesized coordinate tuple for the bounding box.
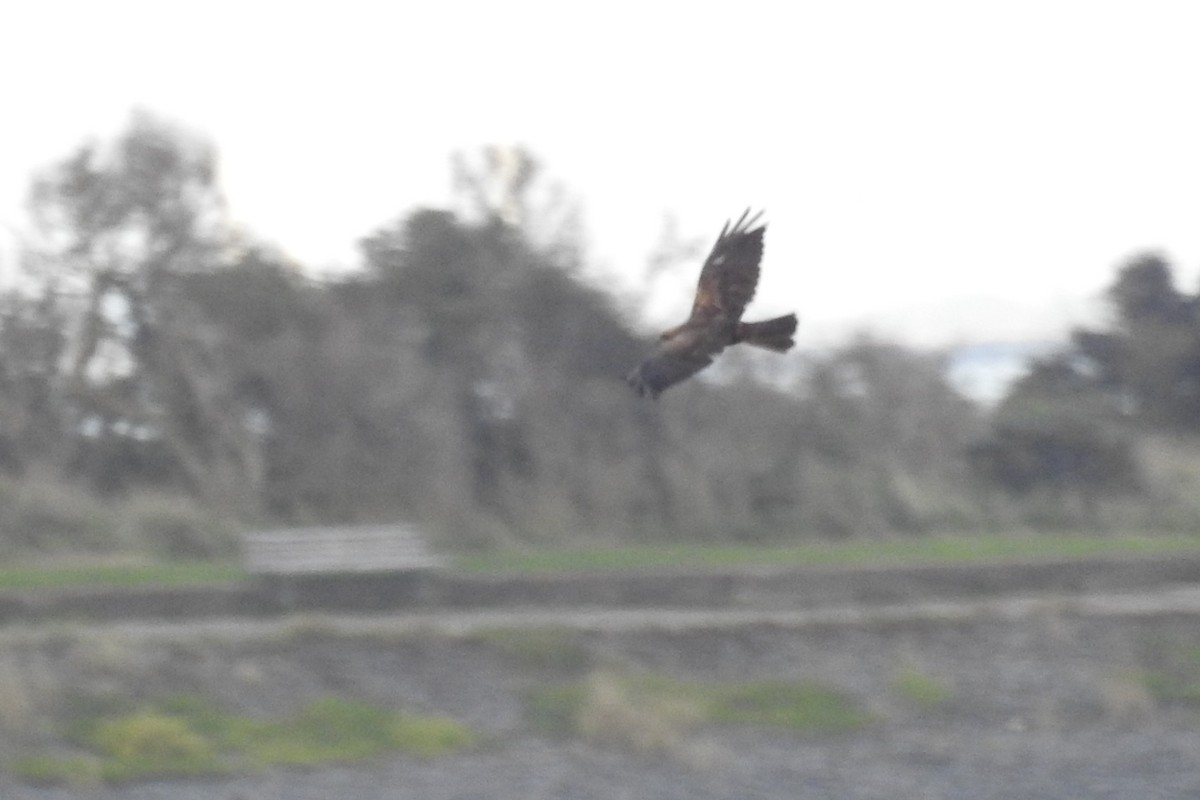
(1, 575, 1199, 799)
(10, 726, 1200, 800)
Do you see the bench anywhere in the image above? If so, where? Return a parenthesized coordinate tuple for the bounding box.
(242, 524, 445, 576)
(241, 525, 445, 611)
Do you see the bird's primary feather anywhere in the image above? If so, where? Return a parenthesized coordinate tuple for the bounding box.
(626, 209, 796, 399)
(688, 208, 766, 325)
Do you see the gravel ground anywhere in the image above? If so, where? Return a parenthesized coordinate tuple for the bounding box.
(3, 587, 1200, 799)
(7, 725, 1200, 800)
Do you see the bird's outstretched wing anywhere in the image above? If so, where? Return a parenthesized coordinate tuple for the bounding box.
(625, 350, 714, 399)
(687, 209, 766, 325)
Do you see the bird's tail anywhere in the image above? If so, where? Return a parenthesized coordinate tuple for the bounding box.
(735, 313, 797, 352)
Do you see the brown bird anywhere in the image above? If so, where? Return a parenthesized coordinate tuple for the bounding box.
(626, 209, 797, 399)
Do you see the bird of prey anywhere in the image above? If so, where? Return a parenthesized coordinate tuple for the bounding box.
(626, 209, 797, 399)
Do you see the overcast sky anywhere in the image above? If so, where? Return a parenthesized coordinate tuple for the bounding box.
(4, 1, 1200, 346)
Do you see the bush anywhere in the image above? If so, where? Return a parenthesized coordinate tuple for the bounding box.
(388, 712, 477, 758)
(0, 475, 119, 555)
(119, 492, 239, 559)
(969, 420, 1138, 496)
(19, 694, 476, 786)
(0, 474, 239, 561)
(709, 680, 870, 732)
(527, 669, 871, 752)
(892, 667, 954, 710)
(9, 754, 101, 787)
(86, 710, 222, 782)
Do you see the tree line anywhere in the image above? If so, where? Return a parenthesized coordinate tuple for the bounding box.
(1, 112, 1197, 558)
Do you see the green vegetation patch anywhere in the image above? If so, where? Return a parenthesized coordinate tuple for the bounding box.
(1140, 642, 1200, 708)
(527, 683, 591, 737)
(527, 669, 869, 752)
(0, 474, 239, 561)
(10, 754, 103, 788)
(892, 667, 955, 710)
(0, 561, 246, 591)
(12, 694, 475, 786)
(7, 532, 1200, 591)
(1140, 672, 1200, 706)
(474, 626, 591, 672)
(457, 533, 1200, 574)
(709, 680, 871, 731)
(85, 709, 226, 783)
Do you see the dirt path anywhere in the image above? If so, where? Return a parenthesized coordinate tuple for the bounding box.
(6, 581, 1200, 645)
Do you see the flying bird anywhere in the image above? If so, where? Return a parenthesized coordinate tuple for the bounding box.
(626, 209, 797, 399)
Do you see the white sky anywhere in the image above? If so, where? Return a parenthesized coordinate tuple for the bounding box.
(3, 0, 1200, 346)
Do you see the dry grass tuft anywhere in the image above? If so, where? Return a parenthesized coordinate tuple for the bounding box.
(0, 654, 35, 732)
(1099, 671, 1157, 724)
(576, 671, 704, 754)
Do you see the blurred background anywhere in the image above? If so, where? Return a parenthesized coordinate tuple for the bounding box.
(3, 3, 1200, 797)
(3, 1, 1200, 553)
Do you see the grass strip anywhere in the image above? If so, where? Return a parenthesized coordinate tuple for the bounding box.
(457, 533, 1200, 574)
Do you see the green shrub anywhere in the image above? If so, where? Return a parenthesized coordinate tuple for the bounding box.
(0, 475, 119, 554)
(527, 684, 588, 737)
(0, 473, 241, 561)
(85, 710, 222, 781)
(1140, 643, 1200, 707)
(892, 667, 954, 709)
(710, 680, 870, 732)
(389, 712, 477, 757)
(477, 627, 590, 672)
(120, 491, 239, 559)
(527, 670, 870, 749)
(257, 697, 396, 763)
(9, 754, 101, 787)
(18, 694, 474, 786)
(231, 696, 476, 765)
